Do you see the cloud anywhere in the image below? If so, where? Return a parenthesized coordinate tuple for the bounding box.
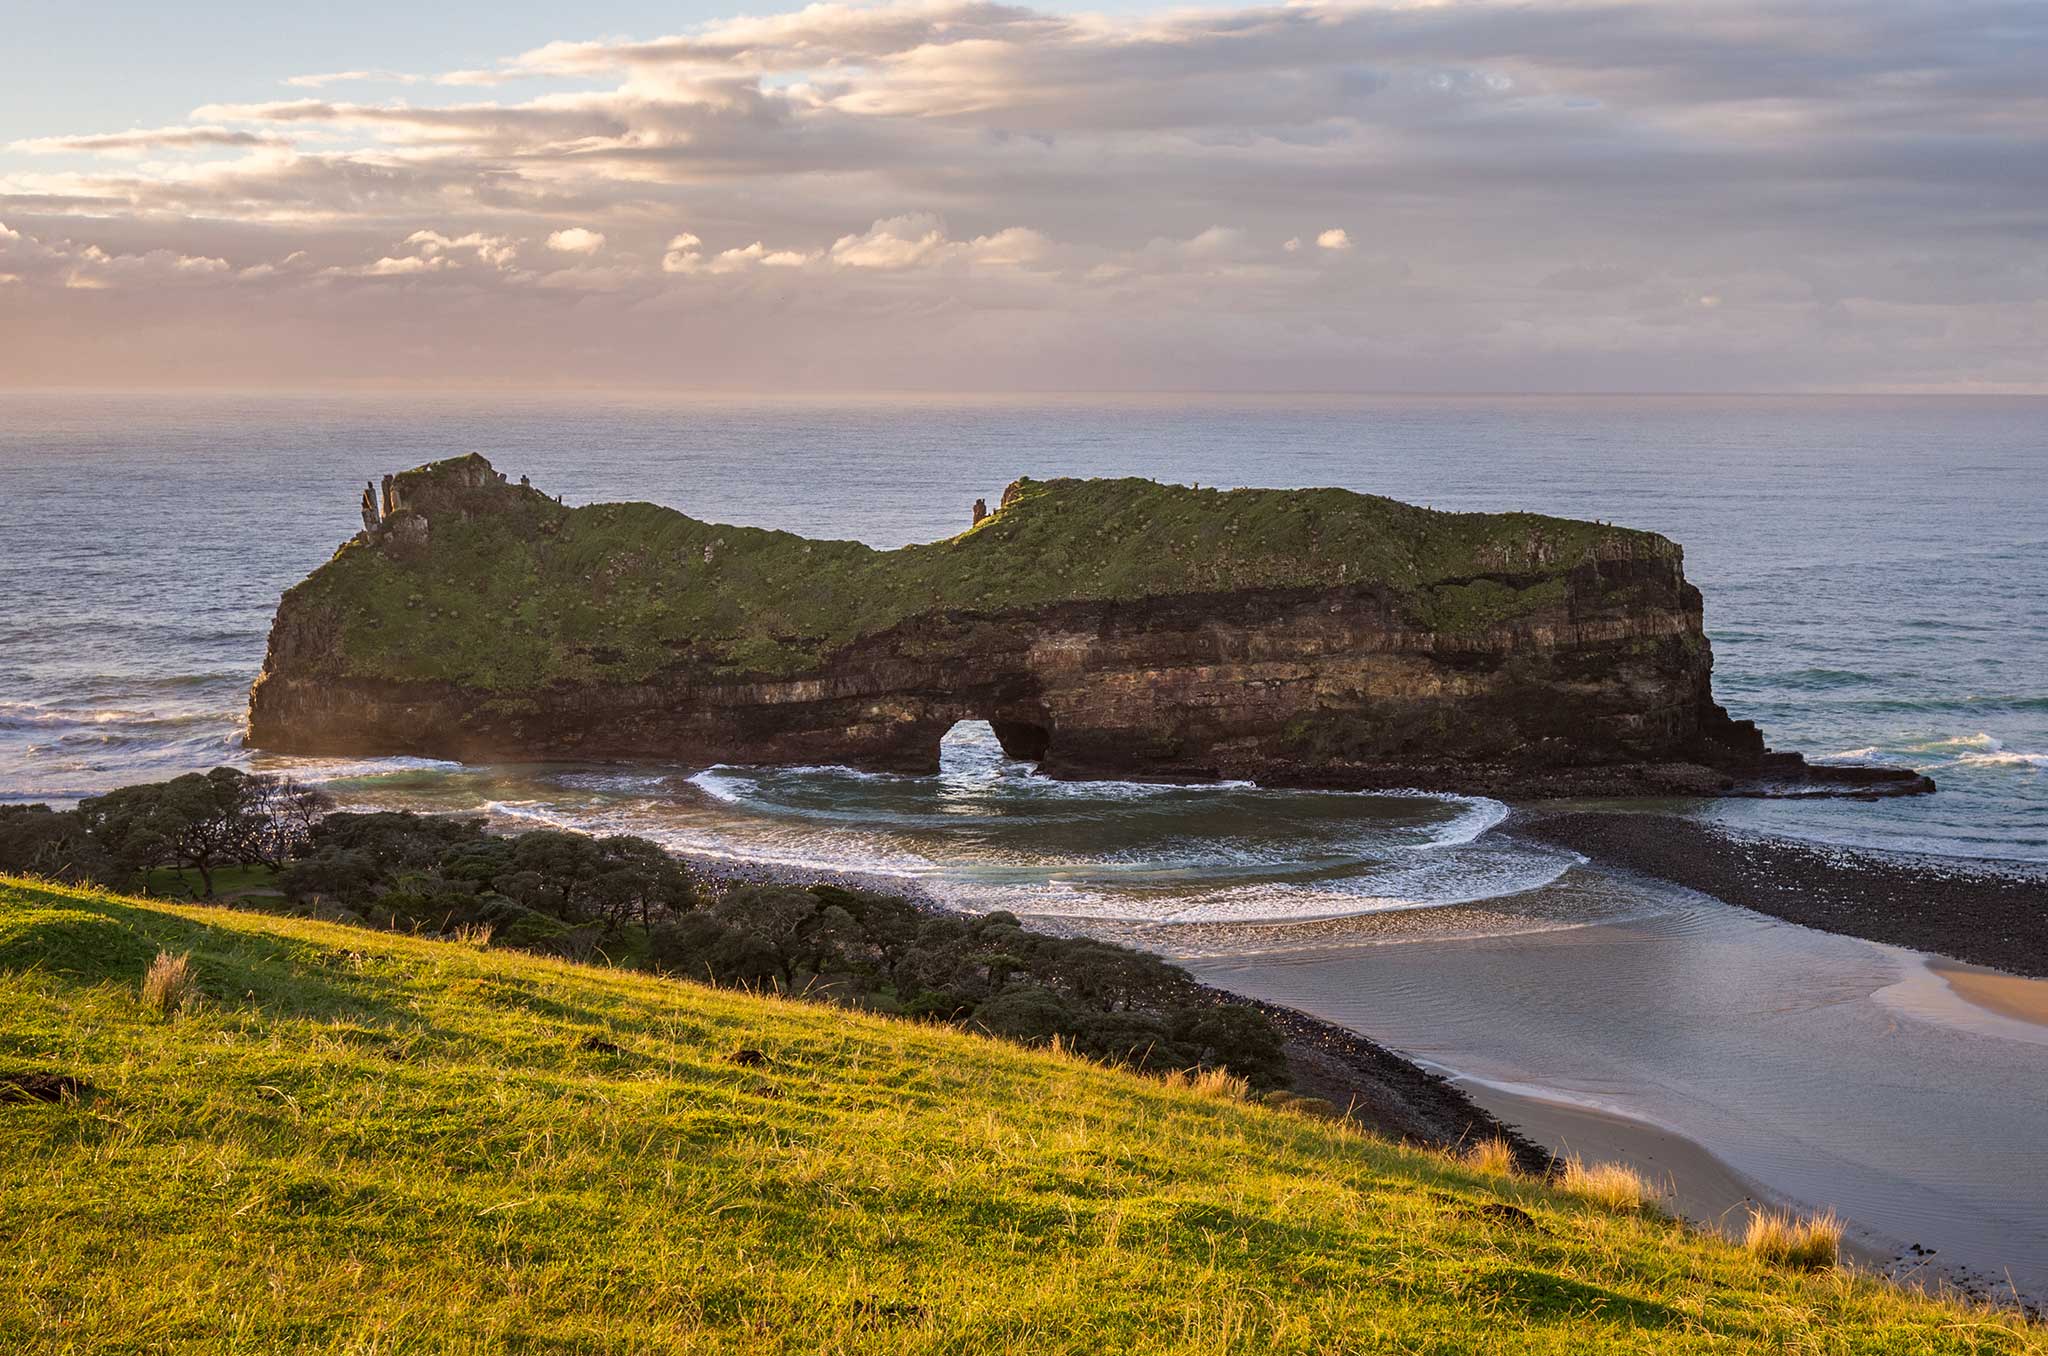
(284, 70, 421, 89)
(10, 126, 288, 155)
(0, 0, 2044, 390)
(824, 214, 1047, 270)
(546, 227, 606, 254)
(708, 240, 814, 272)
(0, 220, 229, 289)
(408, 229, 519, 268)
(661, 232, 705, 272)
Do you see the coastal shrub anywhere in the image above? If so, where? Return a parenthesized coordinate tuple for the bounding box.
(973, 983, 1082, 1043)
(0, 805, 114, 885)
(277, 847, 382, 904)
(282, 812, 695, 940)
(141, 949, 199, 1019)
(649, 911, 784, 987)
(1744, 1209, 1841, 1270)
(471, 896, 572, 952)
(1560, 1157, 1656, 1212)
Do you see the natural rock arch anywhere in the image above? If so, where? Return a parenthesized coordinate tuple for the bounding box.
(249, 456, 1932, 799)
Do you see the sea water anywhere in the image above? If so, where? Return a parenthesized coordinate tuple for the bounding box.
(4, 391, 2043, 881)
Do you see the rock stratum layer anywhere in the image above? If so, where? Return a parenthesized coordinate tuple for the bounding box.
(249, 455, 1931, 798)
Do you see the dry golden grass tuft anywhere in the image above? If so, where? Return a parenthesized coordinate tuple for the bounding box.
(1461, 1137, 1520, 1176)
(139, 949, 198, 1019)
(1163, 1066, 1251, 1102)
(1559, 1156, 1656, 1212)
(450, 922, 494, 949)
(1745, 1208, 1842, 1271)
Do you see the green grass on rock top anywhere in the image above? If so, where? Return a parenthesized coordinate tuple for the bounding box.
(286, 456, 1679, 688)
(1, 876, 2033, 1354)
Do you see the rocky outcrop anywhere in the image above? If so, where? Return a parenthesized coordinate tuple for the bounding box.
(248, 455, 1932, 798)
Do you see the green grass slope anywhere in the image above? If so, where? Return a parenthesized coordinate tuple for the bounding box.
(289, 457, 1673, 686)
(1, 877, 2033, 1354)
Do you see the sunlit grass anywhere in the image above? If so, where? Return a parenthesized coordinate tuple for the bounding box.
(0, 875, 2034, 1354)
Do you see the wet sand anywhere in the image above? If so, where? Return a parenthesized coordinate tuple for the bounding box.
(1932, 960, 2048, 1028)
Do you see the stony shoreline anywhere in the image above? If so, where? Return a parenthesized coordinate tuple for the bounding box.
(1518, 811, 2048, 979)
(674, 847, 1546, 1162)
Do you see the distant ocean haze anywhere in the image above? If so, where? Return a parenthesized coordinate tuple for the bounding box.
(1, 391, 2043, 890)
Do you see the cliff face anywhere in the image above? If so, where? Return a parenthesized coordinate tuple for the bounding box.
(248, 456, 1927, 796)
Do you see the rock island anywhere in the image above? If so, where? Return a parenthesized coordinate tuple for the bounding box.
(248, 455, 1931, 798)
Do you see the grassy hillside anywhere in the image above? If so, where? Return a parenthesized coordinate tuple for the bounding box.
(1, 876, 2033, 1354)
(286, 457, 1673, 686)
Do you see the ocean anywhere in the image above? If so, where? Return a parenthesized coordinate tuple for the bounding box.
(5, 390, 2047, 1290)
(4, 391, 2042, 865)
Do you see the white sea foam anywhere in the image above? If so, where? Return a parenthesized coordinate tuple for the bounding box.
(1956, 750, 2048, 769)
(0, 700, 211, 732)
(284, 755, 466, 779)
(1911, 731, 2001, 753)
(1390, 792, 1510, 849)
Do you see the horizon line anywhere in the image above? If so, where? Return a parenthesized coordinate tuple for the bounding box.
(3, 385, 2047, 402)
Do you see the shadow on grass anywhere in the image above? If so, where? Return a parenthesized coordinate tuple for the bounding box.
(2, 883, 407, 1026)
(1475, 1266, 1684, 1330)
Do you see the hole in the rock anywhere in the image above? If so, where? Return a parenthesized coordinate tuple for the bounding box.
(941, 718, 1052, 766)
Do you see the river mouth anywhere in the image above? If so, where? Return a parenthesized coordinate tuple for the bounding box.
(275, 720, 2048, 1303)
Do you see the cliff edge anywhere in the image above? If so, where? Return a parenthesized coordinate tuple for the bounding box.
(247, 455, 1931, 797)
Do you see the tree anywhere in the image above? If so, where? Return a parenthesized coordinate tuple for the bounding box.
(585, 835, 696, 931)
(76, 767, 272, 898)
(0, 805, 113, 884)
(241, 774, 332, 869)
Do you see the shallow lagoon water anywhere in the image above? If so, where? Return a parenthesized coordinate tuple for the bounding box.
(1176, 873, 2048, 1300)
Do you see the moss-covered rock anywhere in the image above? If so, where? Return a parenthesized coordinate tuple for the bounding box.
(271, 458, 1670, 691)
(249, 456, 1906, 796)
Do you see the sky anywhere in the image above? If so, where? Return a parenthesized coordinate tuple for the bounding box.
(1, 0, 2043, 393)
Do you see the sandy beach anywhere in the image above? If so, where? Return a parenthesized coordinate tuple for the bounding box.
(1931, 960, 2048, 1029)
